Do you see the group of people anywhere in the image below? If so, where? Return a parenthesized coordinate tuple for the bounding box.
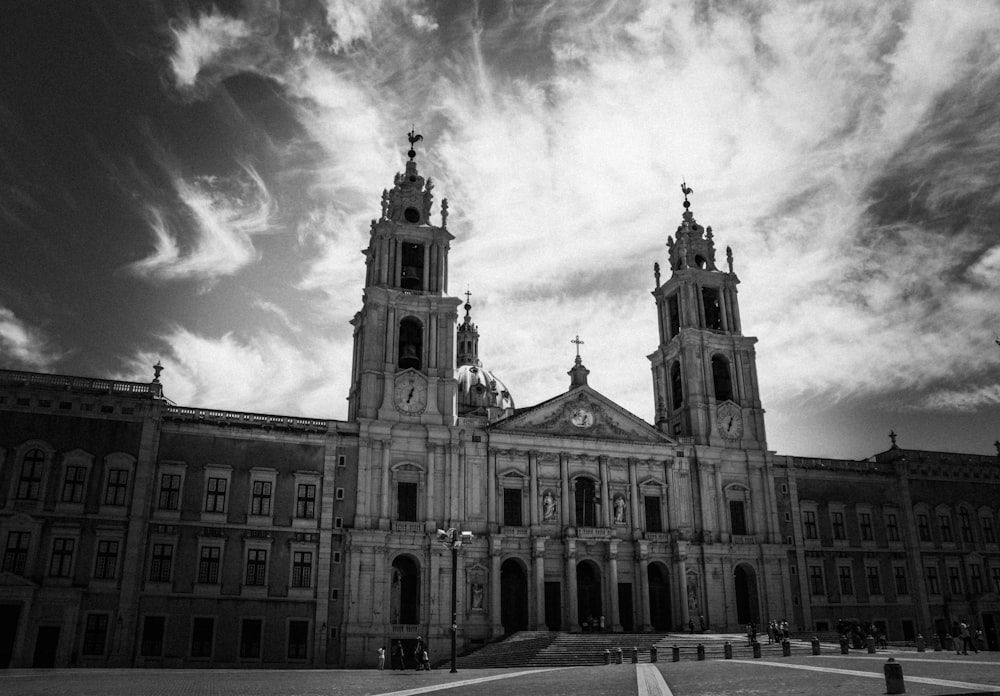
(377, 637, 432, 671)
(765, 620, 791, 644)
(581, 614, 606, 632)
(950, 621, 983, 655)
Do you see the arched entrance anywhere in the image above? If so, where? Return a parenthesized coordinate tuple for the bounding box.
(733, 564, 759, 626)
(648, 563, 672, 630)
(390, 555, 421, 625)
(500, 559, 529, 633)
(576, 560, 602, 630)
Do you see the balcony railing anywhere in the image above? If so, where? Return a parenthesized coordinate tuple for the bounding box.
(165, 406, 328, 432)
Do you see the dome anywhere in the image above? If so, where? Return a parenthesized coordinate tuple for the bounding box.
(456, 361, 514, 415)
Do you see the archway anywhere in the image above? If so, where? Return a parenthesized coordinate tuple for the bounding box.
(733, 564, 759, 626)
(500, 559, 529, 634)
(648, 563, 672, 630)
(576, 560, 602, 630)
(390, 555, 421, 625)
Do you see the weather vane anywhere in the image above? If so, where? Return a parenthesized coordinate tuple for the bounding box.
(407, 127, 423, 161)
(681, 181, 693, 210)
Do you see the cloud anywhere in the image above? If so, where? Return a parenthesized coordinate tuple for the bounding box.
(169, 11, 256, 89)
(0, 307, 61, 370)
(914, 382, 1000, 412)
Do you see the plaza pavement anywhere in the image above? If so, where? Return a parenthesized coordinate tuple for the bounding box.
(1, 645, 998, 696)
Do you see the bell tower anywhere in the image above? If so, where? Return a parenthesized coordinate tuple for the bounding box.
(647, 184, 766, 448)
(347, 131, 461, 423)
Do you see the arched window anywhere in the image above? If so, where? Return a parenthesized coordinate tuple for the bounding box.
(670, 362, 683, 409)
(398, 317, 423, 370)
(399, 243, 424, 290)
(712, 355, 733, 402)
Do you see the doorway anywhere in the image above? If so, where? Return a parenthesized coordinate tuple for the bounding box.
(0, 605, 21, 668)
(32, 626, 59, 667)
(733, 564, 759, 625)
(618, 583, 634, 632)
(576, 561, 602, 630)
(500, 559, 529, 633)
(544, 582, 562, 630)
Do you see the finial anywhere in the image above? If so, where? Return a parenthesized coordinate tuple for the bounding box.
(994, 440, 1000, 455)
(571, 335, 584, 362)
(407, 127, 423, 161)
(889, 430, 898, 448)
(681, 181, 693, 211)
(726, 246, 733, 273)
(441, 198, 449, 226)
(654, 261, 661, 288)
(464, 289, 472, 317)
(152, 361, 163, 383)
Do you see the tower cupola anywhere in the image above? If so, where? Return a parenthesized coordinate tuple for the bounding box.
(667, 183, 718, 271)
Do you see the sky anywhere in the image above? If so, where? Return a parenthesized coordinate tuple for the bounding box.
(1, 0, 999, 461)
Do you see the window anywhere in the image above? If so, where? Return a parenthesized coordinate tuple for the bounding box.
(61, 466, 87, 503)
(983, 516, 996, 543)
(250, 480, 272, 516)
(205, 477, 227, 513)
(970, 564, 983, 594)
(894, 566, 908, 595)
(94, 540, 119, 579)
(240, 619, 262, 659)
(2, 531, 30, 575)
(917, 514, 931, 541)
(337, 454, 346, 467)
(49, 538, 75, 577)
(926, 567, 939, 594)
(16, 449, 45, 500)
(831, 512, 846, 540)
(397, 317, 423, 369)
(296, 484, 316, 519)
(287, 620, 309, 659)
(702, 286, 722, 330)
(809, 565, 824, 595)
(575, 478, 599, 527)
(859, 513, 873, 541)
(333, 552, 341, 564)
(992, 566, 1000, 593)
(667, 294, 680, 339)
(292, 551, 312, 588)
(82, 614, 109, 655)
(150, 543, 173, 582)
(335, 487, 345, 500)
(503, 488, 523, 527)
(245, 549, 267, 585)
(803, 511, 818, 540)
(886, 514, 900, 542)
(670, 362, 683, 409)
(866, 566, 881, 595)
(959, 510, 973, 542)
(103, 469, 129, 506)
(158, 474, 181, 510)
(397, 481, 418, 521)
(730, 500, 748, 536)
(711, 355, 733, 402)
(399, 243, 424, 290)
(191, 617, 214, 658)
(644, 496, 663, 533)
(197, 546, 221, 584)
(838, 566, 853, 595)
(938, 514, 953, 542)
(948, 566, 962, 595)
(140, 616, 165, 657)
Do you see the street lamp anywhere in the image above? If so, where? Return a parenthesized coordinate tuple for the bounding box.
(437, 527, 473, 673)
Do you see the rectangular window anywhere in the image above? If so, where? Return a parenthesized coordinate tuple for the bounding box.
(667, 294, 680, 338)
(838, 566, 853, 595)
(104, 469, 129, 506)
(644, 496, 663, 533)
(205, 477, 227, 513)
(17, 452, 44, 500)
(292, 551, 312, 588)
(809, 565, 824, 595)
(831, 512, 846, 540)
(803, 511, 818, 540)
(140, 616, 166, 657)
(948, 566, 962, 595)
(2, 531, 30, 575)
(287, 620, 309, 659)
(926, 567, 939, 594)
(730, 500, 748, 536)
(503, 488, 523, 527)
(158, 473, 181, 510)
(917, 514, 931, 541)
(240, 618, 262, 659)
(82, 614, 109, 655)
(61, 466, 87, 503)
(992, 567, 1000, 593)
(150, 543, 173, 582)
(970, 564, 983, 594)
(866, 566, 881, 594)
(701, 286, 722, 330)
(49, 538, 75, 577)
(886, 514, 900, 542)
(94, 540, 119, 579)
(191, 617, 214, 658)
(197, 546, 221, 584)
(250, 480, 272, 516)
(983, 517, 996, 543)
(859, 513, 873, 541)
(960, 510, 973, 542)
(245, 549, 267, 585)
(397, 481, 418, 521)
(296, 484, 316, 519)
(894, 566, 908, 595)
(333, 552, 341, 564)
(335, 487, 345, 500)
(939, 515, 953, 542)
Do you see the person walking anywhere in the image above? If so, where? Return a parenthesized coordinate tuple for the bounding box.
(393, 641, 405, 670)
(960, 622, 977, 655)
(377, 645, 385, 671)
(414, 636, 426, 670)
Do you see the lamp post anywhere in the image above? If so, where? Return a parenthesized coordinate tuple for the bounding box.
(437, 527, 473, 674)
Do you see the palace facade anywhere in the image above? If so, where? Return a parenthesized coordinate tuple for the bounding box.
(1, 138, 998, 668)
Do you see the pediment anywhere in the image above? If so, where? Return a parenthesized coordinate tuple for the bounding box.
(0, 571, 38, 589)
(490, 387, 673, 445)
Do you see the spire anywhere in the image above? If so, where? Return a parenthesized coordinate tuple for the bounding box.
(382, 129, 435, 225)
(667, 181, 720, 272)
(456, 290, 480, 367)
(568, 335, 590, 389)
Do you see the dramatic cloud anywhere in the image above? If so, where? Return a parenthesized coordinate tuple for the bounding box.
(0, 307, 60, 370)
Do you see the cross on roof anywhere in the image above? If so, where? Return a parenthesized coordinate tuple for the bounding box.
(571, 335, 584, 358)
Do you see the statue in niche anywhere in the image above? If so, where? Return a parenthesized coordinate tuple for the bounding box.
(542, 490, 557, 521)
(687, 572, 700, 614)
(614, 496, 626, 524)
(471, 582, 484, 609)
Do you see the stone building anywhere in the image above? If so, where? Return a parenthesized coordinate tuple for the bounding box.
(0, 136, 997, 668)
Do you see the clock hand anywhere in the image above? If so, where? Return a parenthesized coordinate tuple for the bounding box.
(406, 387, 414, 403)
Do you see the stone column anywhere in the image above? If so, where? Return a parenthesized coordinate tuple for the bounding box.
(529, 452, 539, 529)
(533, 537, 547, 629)
(487, 450, 497, 533)
(629, 459, 641, 531)
(599, 456, 610, 528)
(425, 445, 437, 531)
(675, 540, 689, 630)
(565, 539, 579, 630)
(561, 454, 573, 529)
(608, 539, 622, 632)
(637, 540, 651, 631)
(490, 535, 503, 636)
(380, 440, 391, 529)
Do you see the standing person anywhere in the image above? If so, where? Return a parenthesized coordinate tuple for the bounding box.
(393, 641, 404, 670)
(377, 645, 385, 671)
(960, 622, 977, 655)
(414, 636, 425, 670)
(421, 644, 431, 671)
(688, 619, 695, 634)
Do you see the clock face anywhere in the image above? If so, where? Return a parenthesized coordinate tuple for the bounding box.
(394, 373, 427, 414)
(570, 406, 595, 428)
(716, 403, 743, 439)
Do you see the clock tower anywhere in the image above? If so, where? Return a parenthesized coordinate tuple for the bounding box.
(347, 132, 461, 424)
(648, 185, 766, 448)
